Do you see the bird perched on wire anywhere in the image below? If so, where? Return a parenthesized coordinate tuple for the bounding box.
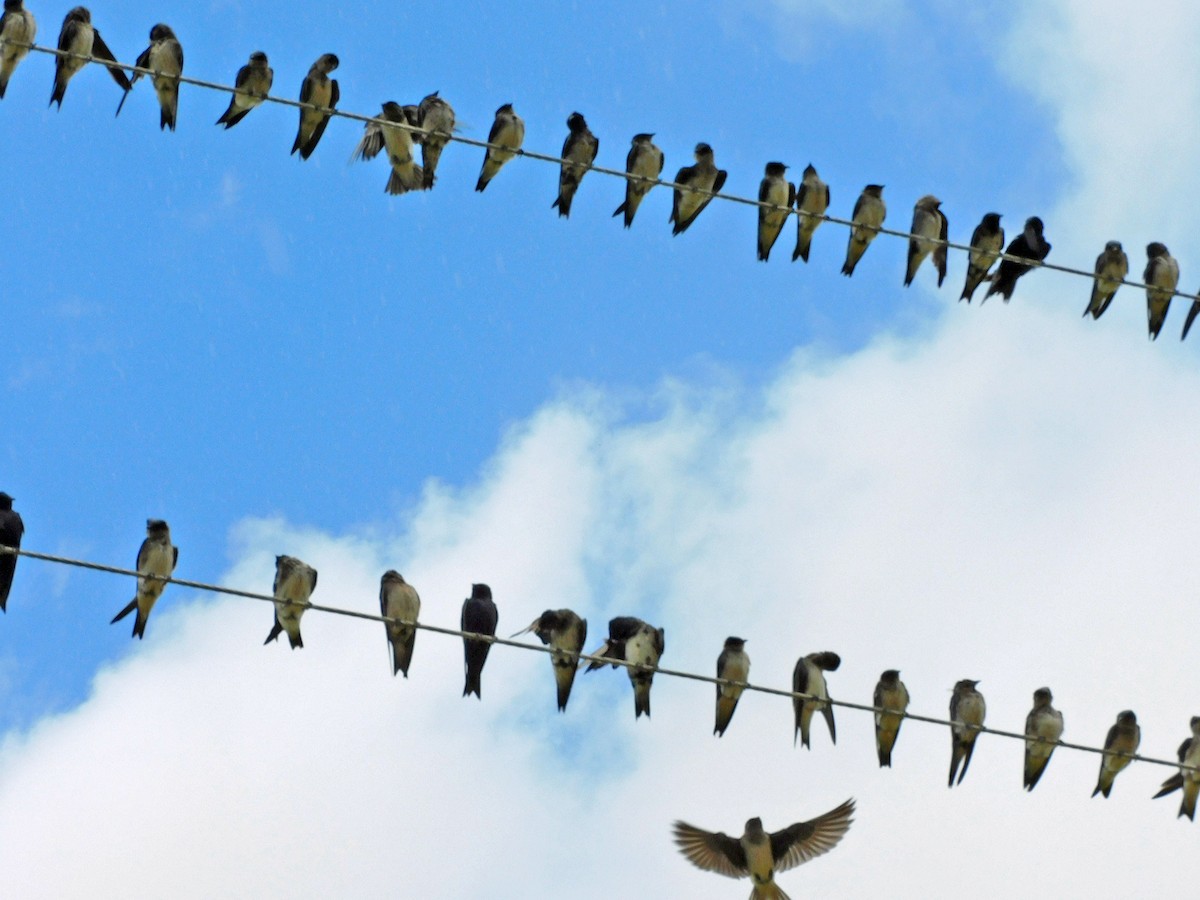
(475, 103, 525, 192)
(904, 194, 948, 287)
(415, 91, 455, 189)
(714, 636, 751, 737)
(49, 7, 129, 109)
(380, 570, 420, 678)
(1152, 716, 1200, 821)
(511, 608, 587, 711)
(352, 101, 424, 195)
(110, 519, 178, 640)
(121, 23, 184, 131)
(1093, 710, 1140, 798)
(585, 616, 665, 719)
(841, 184, 886, 276)
(264, 555, 317, 649)
(291, 53, 339, 160)
(757, 162, 795, 262)
(0, 492, 24, 612)
(1023, 687, 1064, 791)
(873, 669, 909, 768)
(792, 164, 830, 263)
(461, 583, 498, 699)
(1083, 240, 1129, 319)
(552, 111, 599, 217)
(670, 142, 727, 236)
(960, 212, 1003, 302)
(215, 50, 272, 129)
(949, 679, 986, 787)
(983, 216, 1050, 302)
(793, 651, 840, 749)
(0, 0, 36, 100)
(613, 132, 664, 228)
(1143, 242, 1180, 340)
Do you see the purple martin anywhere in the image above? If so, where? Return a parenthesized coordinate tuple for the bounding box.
(552, 112, 599, 217)
(585, 616, 665, 719)
(793, 651, 840, 749)
(960, 212, 1004, 302)
(983, 216, 1050, 303)
(461, 583, 498, 699)
(415, 91, 455, 189)
(612, 132, 664, 228)
(1152, 717, 1200, 820)
(352, 101, 424, 195)
(1084, 241, 1129, 319)
(1023, 687, 1064, 792)
(123, 24, 184, 131)
(110, 519, 178, 639)
(380, 570, 420, 678)
(50, 7, 130, 109)
(512, 608, 587, 711)
(904, 194, 948, 287)
(264, 555, 316, 650)
(1093, 709, 1140, 798)
(0, 492, 23, 613)
(1143, 242, 1180, 340)
(841, 185, 886, 276)
(714, 637, 750, 737)
(949, 679, 986, 787)
(670, 142, 727, 236)
(291, 54, 339, 160)
(0, 0, 36, 100)
(757, 163, 795, 262)
(873, 669, 909, 768)
(475, 103, 525, 192)
(792, 164, 829, 263)
(672, 799, 855, 900)
(215, 50, 272, 129)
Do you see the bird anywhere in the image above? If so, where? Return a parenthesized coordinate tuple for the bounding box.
(714, 637, 750, 737)
(585, 616, 665, 719)
(0, 492, 24, 612)
(415, 91, 455, 189)
(123, 23, 184, 131)
(511, 608, 588, 711)
(215, 50, 272, 129)
(791, 163, 830, 263)
(0, 0, 36, 100)
(352, 101, 424, 195)
(1023, 687, 1064, 791)
(475, 103, 525, 192)
(904, 194, 948, 286)
(983, 216, 1050, 302)
(841, 185, 886, 276)
(461, 583, 498, 699)
(1093, 710, 1140, 798)
(949, 679, 986, 787)
(1083, 241, 1129, 319)
(672, 799, 855, 900)
(264, 555, 317, 649)
(552, 112, 599, 217)
(793, 651, 840, 749)
(49, 7, 129, 109)
(1143, 242, 1180, 340)
(110, 519, 178, 639)
(757, 162, 795, 262)
(380, 570, 420, 678)
(873, 669, 909, 768)
(612, 132, 664, 228)
(291, 53, 339, 160)
(960, 212, 1004, 302)
(670, 143, 727, 235)
(1152, 717, 1200, 821)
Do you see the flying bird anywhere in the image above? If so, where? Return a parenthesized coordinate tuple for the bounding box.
(904, 194, 948, 286)
(1143, 242, 1180, 340)
(1023, 687, 1064, 791)
(841, 184, 886, 276)
(50, 7, 130, 109)
(123, 23, 184, 131)
(109, 519, 178, 639)
(380, 570, 420, 677)
(585, 616, 665, 719)
(792, 163, 830, 263)
(0, 0, 36, 100)
(793, 651, 840, 749)
(215, 50, 272, 129)
(352, 101, 424, 194)
(670, 142, 727, 235)
(1093, 710, 1140, 798)
(0, 492, 24, 613)
(714, 637, 750, 737)
(672, 799, 855, 900)
(949, 679, 986, 787)
(983, 216, 1050, 302)
(612, 132, 664, 228)
(552, 111, 599, 217)
(264, 555, 317, 649)
(757, 162, 795, 262)
(291, 53, 339, 160)
(1152, 716, 1200, 821)
(511, 608, 587, 711)
(415, 91, 455, 189)
(1083, 240, 1129, 319)
(873, 669, 909, 768)
(475, 102, 525, 192)
(461, 583, 498, 699)
(960, 212, 1004, 302)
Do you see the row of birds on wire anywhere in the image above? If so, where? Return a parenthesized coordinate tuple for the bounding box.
(1, 4, 1198, 340)
(0, 504, 1197, 822)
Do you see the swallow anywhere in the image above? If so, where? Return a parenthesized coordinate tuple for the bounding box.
(792, 164, 830, 263)
(1152, 717, 1200, 820)
(108, 519, 178, 639)
(612, 132, 664, 228)
(512, 608, 587, 711)
(475, 103, 525, 192)
(1143, 242, 1180, 340)
(215, 50, 272, 129)
(793, 651, 840, 749)
(0, 492, 24, 613)
(264, 555, 317, 649)
(757, 163, 795, 262)
(1093, 710, 1140, 798)
(0, 0, 36, 100)
(122, 24, 184, 131)
(983, 216, 1050, 302)
(585, 616, 665, 719)
(380, 570, 420, 677)
(904, 194, 948, 287)
(49, 7, 130, 109)
(672, 799, 855, 900)
(949, 679, 986, 787)
(290, 53, 340, 160)
(873, 669, 909, 768)
(352, 101, 424, 195)
(960, 213, 1004, 302)
(1023, 687, 1064, 791)
(1083, 241, 1129, 319)
(552, 112, 599, 217)
(461, 583, 498, 699)
(670, 143, 727, 235)
(841, 185, 886, 276)
(714, 637, 750, 737)
(414, 91, 454, 190)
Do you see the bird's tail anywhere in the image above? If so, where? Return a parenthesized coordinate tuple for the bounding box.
(553, 660, 577, 712)
(1182, 301, 1200, 340)
(476, 160, 499, 192)
(552, 184, 576, 218)
(793, 230, 813, 262)
(1154, 774, 1184, 799)
(288, 629, 303, 650)
(386, 163, 425, 195)
(750, 881, 792, 900)
(263, 620, 283, 646)
(111, 599, 137, 626)
(421, 142, 446, 189)
(1093, 771, 1114, 798)
(1180, 784, 1198, 821)
(390, 629, 414, 677)
(633, 674, 652, 719)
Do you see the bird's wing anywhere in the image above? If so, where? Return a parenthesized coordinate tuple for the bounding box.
(770, 798, 855, 871)
(671, 822, 747, 878)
